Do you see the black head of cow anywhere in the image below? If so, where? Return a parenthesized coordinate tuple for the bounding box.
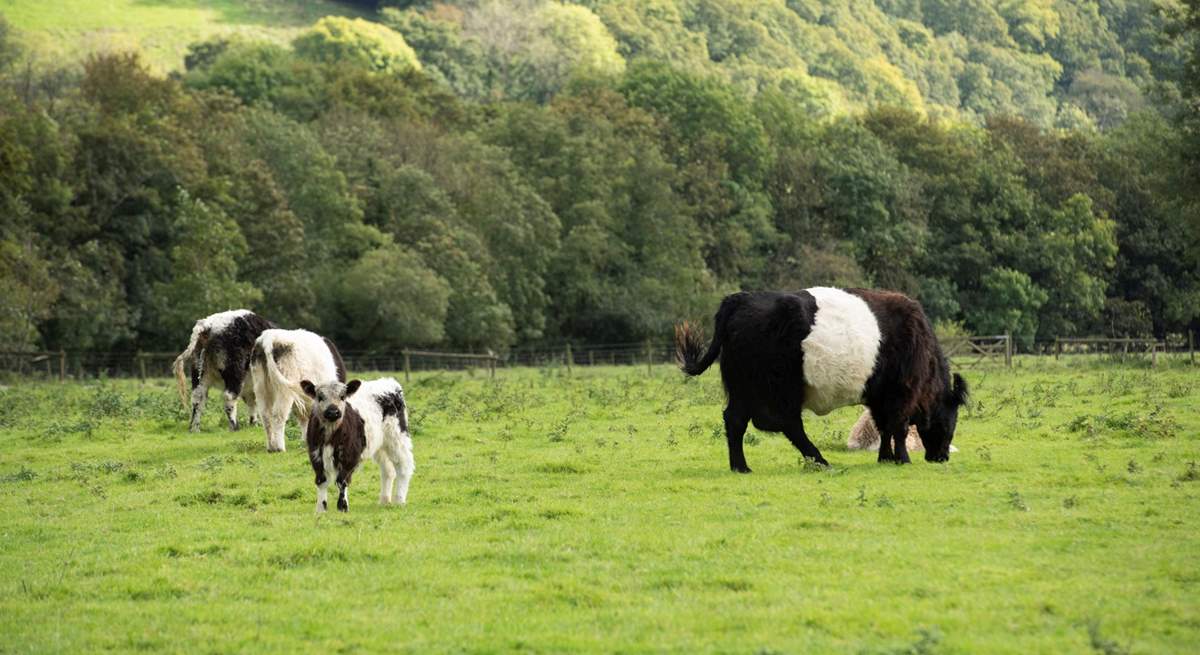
(300, 379, 362, 425)
(919, 373, 969, 462)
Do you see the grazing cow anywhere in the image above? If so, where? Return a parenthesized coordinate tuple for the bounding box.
(676, 287, 968, 471)
(847, 409, 959, 454)
(172, 310, 274, 432)
(301, 378, 414, 513)
(251, 329, 346, 453)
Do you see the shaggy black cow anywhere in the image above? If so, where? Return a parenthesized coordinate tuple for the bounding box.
(173, 310, 275, 432)
(676, 287, 968, 471)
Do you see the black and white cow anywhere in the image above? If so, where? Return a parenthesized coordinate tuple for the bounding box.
(300, 378, 414, 513)
(172, 310, 275, 432)
(250, 328, 346, 453)
(676, 287, 968, 471)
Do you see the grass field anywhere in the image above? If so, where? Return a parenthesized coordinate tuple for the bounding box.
(0, 358, 1198, 653)
(1, 0, 367, 72)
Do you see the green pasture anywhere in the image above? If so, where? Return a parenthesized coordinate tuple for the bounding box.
(1, 0, 367, 72)
(0, 359, 1197, 653)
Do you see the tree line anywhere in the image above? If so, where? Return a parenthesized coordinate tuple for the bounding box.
(1, 1, 1198, 353)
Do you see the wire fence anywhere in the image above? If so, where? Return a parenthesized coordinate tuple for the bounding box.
(0, 332, 1195, 382)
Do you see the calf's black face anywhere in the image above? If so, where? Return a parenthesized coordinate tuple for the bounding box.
(300, 379, 362, 426)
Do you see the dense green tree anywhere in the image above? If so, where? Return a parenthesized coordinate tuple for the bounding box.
(293, 16, 421, 74)
(326, 243, 452, 349)
(0, 240, 59, 350)
(148, 191, 263, 343)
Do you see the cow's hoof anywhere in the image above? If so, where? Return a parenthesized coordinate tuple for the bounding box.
(731, 465, 752, 474)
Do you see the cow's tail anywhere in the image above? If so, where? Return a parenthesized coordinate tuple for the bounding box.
(256, 332, 303, 407)
(675, 296, 737, 377)
(172, 321, 209, 409)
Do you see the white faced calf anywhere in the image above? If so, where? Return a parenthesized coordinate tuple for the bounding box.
(300, 378, 414, 513)
(250, 329, 345, 453)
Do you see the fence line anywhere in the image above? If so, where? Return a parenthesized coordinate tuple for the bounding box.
(1, 331, 1195, 381)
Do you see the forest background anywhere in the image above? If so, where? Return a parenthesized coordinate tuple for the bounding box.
(2, 0, 1200, 354)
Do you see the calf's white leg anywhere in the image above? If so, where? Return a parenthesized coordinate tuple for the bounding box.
(376, 455, 396, 505)
(392, 432, 415, 505)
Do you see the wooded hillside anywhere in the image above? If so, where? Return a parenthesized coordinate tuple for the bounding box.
(1, 1, 1198, 352)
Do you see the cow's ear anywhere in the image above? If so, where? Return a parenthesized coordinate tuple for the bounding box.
(300, 380, 316, 398)
(951, 373, 969, 406)
(344, 380, 361, 398)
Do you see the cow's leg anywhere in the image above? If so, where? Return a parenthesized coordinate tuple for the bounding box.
(868, 403, 897, 462)
(222, 390, 239, 431)
(241, 384, 259, 426)
(783, 419, 829, 466)
(874, 412, 911, 465)
(186, 354, 208, 432)
(311, 447, 328, 513)
(220, 368, 245, 431)
(723, 402, 752, 473)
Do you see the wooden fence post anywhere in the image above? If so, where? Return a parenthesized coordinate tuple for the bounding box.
(1151, 342, 1158, 368)
(1190, 329, 1195, 366)
(488, 352, 496, 379)
(1054, 337, 1060, 360)
(1005, 333, 1012, 368)
(645, 339, 653, 376)
(588, 350, 595, 367)
(137, 351, 146, 383)
(403, 351, 411, 383)
(59, 350, 66, 382)
(565, 343, 573, 376)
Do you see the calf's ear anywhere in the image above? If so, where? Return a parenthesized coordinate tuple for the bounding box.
(344, 380, 362, 398)
(300, 380, 316, 398)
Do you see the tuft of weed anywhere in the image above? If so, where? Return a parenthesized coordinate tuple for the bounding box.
(1086, 620, 1130, 655)
(1007, 490, 1030, 512)
(1177, 462, 1199, 483)
(1064, 406, 1177, 440)
(174, 489, 252, 508)
(547, 416, 572, 442)
(0, 465, 38, 483)
(533, 462, 587, 475)
(88, 384, 128, 418)
(267, 547, 378, 569)
(41, 419, 95, 442)
(862, 627, 943, 655)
